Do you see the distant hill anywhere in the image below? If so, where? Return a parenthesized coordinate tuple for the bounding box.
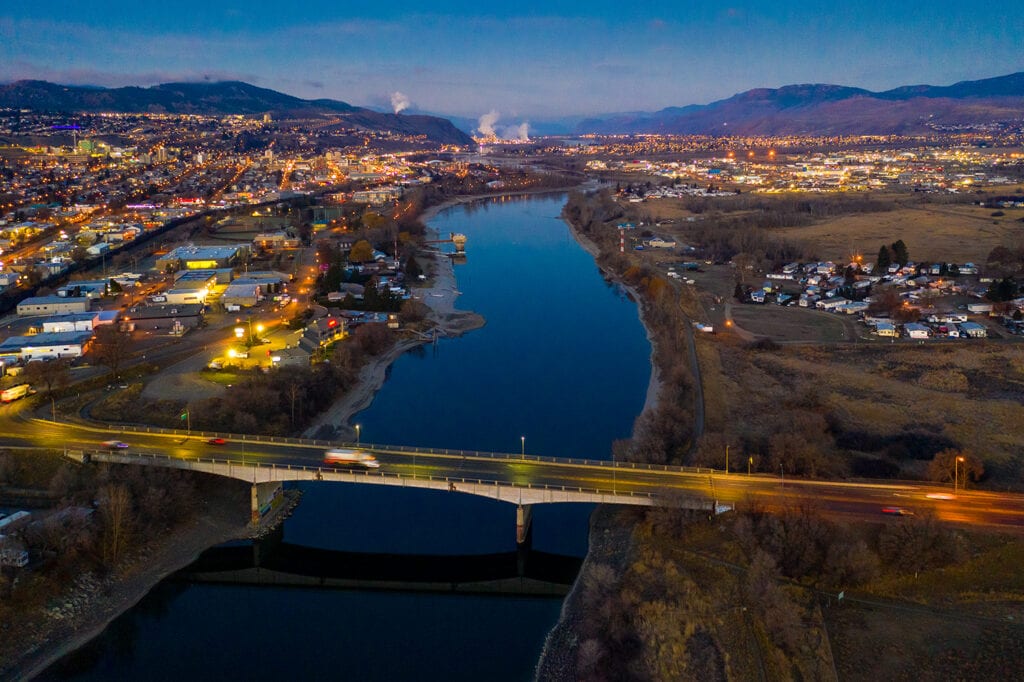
(0, 80, 473, 145)
(575, 72, 1024, 136)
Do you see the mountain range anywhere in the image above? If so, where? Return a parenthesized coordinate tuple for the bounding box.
(572, 72, 1024, 136)
(2, 72, 1023, 141)
(0, 80, 473, 145)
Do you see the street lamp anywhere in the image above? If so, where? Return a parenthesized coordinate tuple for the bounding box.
(748, 456, 753, 475)
(355, 424, 361, 445)
(955, 455, 965, 492)
(521, 435, 525, 458)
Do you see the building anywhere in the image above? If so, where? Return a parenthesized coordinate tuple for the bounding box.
(959, 321, 988, 338)
(124, 304, 204, 332)
(155, 244, 249, 272)
(16, 296, 90, 317)
(221, 283, 261, 308)
(38, 312, 102, 333)
(0, 330, 94, 362)
(904, 323, 930, 339)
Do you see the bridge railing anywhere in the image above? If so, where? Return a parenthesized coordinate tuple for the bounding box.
(79, 420, 718, 476)
(74, 449, 672, 502)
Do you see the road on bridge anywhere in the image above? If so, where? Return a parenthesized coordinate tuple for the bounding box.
(5, 416, 1024, 532)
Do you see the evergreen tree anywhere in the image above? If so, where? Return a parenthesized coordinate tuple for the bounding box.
(876, 245, 892, 272)
(891, 239, 909, 266)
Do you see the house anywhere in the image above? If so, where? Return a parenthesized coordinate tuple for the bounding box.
(750, 290, 766, 304)
(876, 321, 898, 337)
(959, 321, 987, 338)
(904, 323, 930, 339)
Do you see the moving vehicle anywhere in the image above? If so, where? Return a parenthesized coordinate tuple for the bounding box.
(881, 506, 914, 516)
(324, 449, 380, 469)
(206, 437, 227, 445)
(101, 440, 130, 449)
(1, 383, 30, 403)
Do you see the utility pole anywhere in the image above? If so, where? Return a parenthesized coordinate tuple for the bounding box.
(725, 445, 729, 475)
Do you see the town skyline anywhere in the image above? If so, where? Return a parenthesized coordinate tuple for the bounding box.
(3, 1, 1024, 120)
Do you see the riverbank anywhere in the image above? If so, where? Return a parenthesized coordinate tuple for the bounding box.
(2, 479, 251, 681)
(534, 202, 667, 680)
(302, 248, 484, 440)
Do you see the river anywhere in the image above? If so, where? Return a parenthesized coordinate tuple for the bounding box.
(40, 194, 652, 681)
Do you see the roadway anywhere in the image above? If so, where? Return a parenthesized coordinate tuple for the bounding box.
(6, 415, 1024, 532)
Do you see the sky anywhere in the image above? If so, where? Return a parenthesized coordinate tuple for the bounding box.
(2, 1, 1023, 123)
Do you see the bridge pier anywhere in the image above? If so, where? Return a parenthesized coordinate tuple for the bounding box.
(251, 481, 284, 526)
(515, 504, 533, 547)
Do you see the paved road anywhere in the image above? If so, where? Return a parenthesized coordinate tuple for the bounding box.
(8, 416, 1024, 531)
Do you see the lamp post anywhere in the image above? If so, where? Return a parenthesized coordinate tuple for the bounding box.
(725, 445, 729, 475)
(780, 462, 784, 488)
(748, 456, 753, 476)
(355, 424, 361, 445)
(521, 435, 525, 458)
(954, 455, 965, 492)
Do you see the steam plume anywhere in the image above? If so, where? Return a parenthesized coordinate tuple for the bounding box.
(477, 109, 500, 137)
(390, 91, 410, 114)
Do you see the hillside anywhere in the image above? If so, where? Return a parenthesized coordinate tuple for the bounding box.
(0, 80, 473, 145)
(576, 72, 1024, 136)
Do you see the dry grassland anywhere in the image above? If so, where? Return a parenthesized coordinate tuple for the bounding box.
(713, 340, 1024, 478)
(776, 204, 1024, 263)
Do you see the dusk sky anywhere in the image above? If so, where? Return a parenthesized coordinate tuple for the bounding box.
(3, 1, 1023, 122)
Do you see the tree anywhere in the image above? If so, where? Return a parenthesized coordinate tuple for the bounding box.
(98, 483, 133, 566)
(986, 277, 1019, 302)
(91, 325, 133, 379)
(399, 299, 430, 324)
(22, 358, 71, 396)
(890, 239, 909, 266)
(928, 448, 984, 487)
(349, 239, 374, 263)
(353, 323, 394, 355)
(875, 245, 892, 272)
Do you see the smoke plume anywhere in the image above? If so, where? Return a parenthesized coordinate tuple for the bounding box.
(477, 109, 500, 137)
(390, 91, 410, 114)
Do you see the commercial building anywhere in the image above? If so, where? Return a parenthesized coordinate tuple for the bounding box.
(0, 330, 94, 362)
(16, 296, 90, 317)
(124, 303, 204, 332)
(156, 244, 249, 272)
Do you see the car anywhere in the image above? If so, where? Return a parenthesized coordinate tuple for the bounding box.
(881, 506, 914, 516)
(101, 440, 129, 449)
(206, 437, 227, 445)
(925, 492, 955, 501)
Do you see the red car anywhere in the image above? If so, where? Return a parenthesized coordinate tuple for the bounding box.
(206, 437, 227, 445)
(881, 506, 914, 516)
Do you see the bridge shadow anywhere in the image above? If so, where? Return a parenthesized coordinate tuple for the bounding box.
(175, 526, 582, 597)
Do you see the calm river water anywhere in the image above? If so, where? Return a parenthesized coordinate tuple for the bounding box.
(41, 194, 652, 681)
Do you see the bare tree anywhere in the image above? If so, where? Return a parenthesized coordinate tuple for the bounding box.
(98, 483, 133, 566)
(91, 325, 134, 380)
(22, 358, 71, 396)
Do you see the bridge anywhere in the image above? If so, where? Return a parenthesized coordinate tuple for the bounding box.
(10, 417, 1024, 544)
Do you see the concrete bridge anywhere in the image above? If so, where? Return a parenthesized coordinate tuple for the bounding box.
(64, 444, 729, 545)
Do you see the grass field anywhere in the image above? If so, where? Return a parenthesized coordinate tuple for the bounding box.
(776, 203, 1024, 264)
(729, 305, 853, 343)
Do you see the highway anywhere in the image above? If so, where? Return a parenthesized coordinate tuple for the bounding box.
(5, 415, 1024, 532)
